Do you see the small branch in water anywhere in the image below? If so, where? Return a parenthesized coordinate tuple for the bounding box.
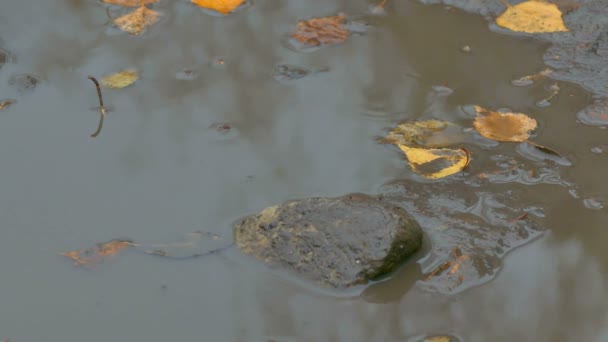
(87, 76, 106, 138)
(498, 0, 511, 8)
(509, 212, 528, 223)
(460, 147, 471, 171)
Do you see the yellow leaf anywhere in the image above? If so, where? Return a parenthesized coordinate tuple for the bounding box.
(0, 99, 15, 111)
(103, 0, 158, 7)
(114, 5, 160, 35)
(292, 14, 350, 47)
(496, 0, 568, 33)
(191, 0, 245, 14)
(379, 120, 463, 148)
(101, 70, 139, 88)
(473, 105, 537, 142)
(398, 145, 469, 179)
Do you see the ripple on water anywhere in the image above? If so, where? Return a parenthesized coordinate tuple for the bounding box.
(380, 180, 545, 295)
(577, 98, 608, 127)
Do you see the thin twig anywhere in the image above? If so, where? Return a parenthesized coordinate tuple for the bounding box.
(87, 76, 106, 138)
(498, 0, 511, 8)
(460, 147, 471, 171)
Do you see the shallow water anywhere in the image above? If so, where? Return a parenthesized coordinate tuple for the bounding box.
(1, 0, 607, 341)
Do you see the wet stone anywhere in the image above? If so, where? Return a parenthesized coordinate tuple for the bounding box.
(234, 193, 423, 288)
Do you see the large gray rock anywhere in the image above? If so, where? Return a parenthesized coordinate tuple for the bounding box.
(234, 193, 423, 288)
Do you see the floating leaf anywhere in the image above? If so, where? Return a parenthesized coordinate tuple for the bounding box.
(61, 239, 132, 267)
(496, 0, 568, 33)
(473, 105, 537, 142)
(292, 14, 350, 47)
(191, 0, 245, 14)
(0, 99, 15, 111)
(101, 70, 139, 88)
(114, 5, 160, 35)
(423, 336, 452, 342)
(398, 145, 469, 179)
(378, 120, 457, 147)
(103, 0, 158, 6)
(511, 68, 552, 86)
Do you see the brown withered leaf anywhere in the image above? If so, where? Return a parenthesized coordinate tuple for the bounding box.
(103, 0, 159, 6)
(0, 99, 15, 111)
(61, 239, 133, 267)
(292, 13, 350, 47)
(473, 105, 537, 142)
(114, 5, 160, 35)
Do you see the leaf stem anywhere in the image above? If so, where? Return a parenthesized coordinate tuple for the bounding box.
(87, 76, 106, 138)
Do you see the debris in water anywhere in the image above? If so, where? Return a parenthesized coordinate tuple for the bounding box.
(103, 0, 158, 6)
(461, 45, 471, 53)
(113, 4, 160, 35)
(192, 0, 245, 15)
(87, 76, 107, 138)
(398, 145, 470, 179)
(511, 68, 552, 86)
(291, 13, 350, 48)
(61, 239, 133, 267)
(101, 70, 139, 88)
(583, 197, 604, 210)
(473, 105, 537, 142)
(496, 0, 568, 33)
(0, 99, 15, 111)
(536, 83, 560, 107)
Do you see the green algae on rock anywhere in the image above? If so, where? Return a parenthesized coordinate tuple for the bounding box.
(234, 193, 423, 288)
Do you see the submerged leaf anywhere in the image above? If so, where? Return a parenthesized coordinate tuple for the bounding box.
(379, 120, 455, 147)
(398, 145, 469, 179)
(473, 105, 537, 142)
(61, 239, 132, 267)
(191, 0, 245, 14)
(292, 14, 350, 47)
(114, 5, 160, 35)
(101, 70, 139, 88)
(496, 0, 568, 33)
(103, 0, 158, 6)
(0, 99, 15, 111)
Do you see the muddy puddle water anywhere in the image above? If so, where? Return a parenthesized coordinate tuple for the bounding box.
(0, 0, 607, 341)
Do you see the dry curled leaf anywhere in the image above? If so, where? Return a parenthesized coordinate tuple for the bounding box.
(114, 5, 160, 35)
(103, 0, 158, 6)
(192, 0, 245, 14)
(61, 239, 132, 267)
(496, 0, 568, 33)
(292, 14, 350, 47)
(101, 70, 139, 88)
(398, 145, 469, 179)
(473, 105, 537, 142)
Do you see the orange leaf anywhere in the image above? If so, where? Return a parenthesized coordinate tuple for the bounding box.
(103, 0, 158, 6)
(61, 239, 132, 267)
(191, 0, 245, 14)
(292, 14, 350, 47)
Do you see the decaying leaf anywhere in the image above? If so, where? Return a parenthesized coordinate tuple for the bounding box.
(511, 68, 552, 86)
(191, 0, 245, 14)
(398, 145, 469, 179)
(378, 120, 454, 147)
(473, 105, 537, 142)
(0, 99, 15, 111)
(101, 70, 139, 88)
(496, 0, 568, 33)
(114, 5, 160, 35)
(103, 0, 158, 6)
(61, 239, 132, 267)
(292, 14, 350, 47)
